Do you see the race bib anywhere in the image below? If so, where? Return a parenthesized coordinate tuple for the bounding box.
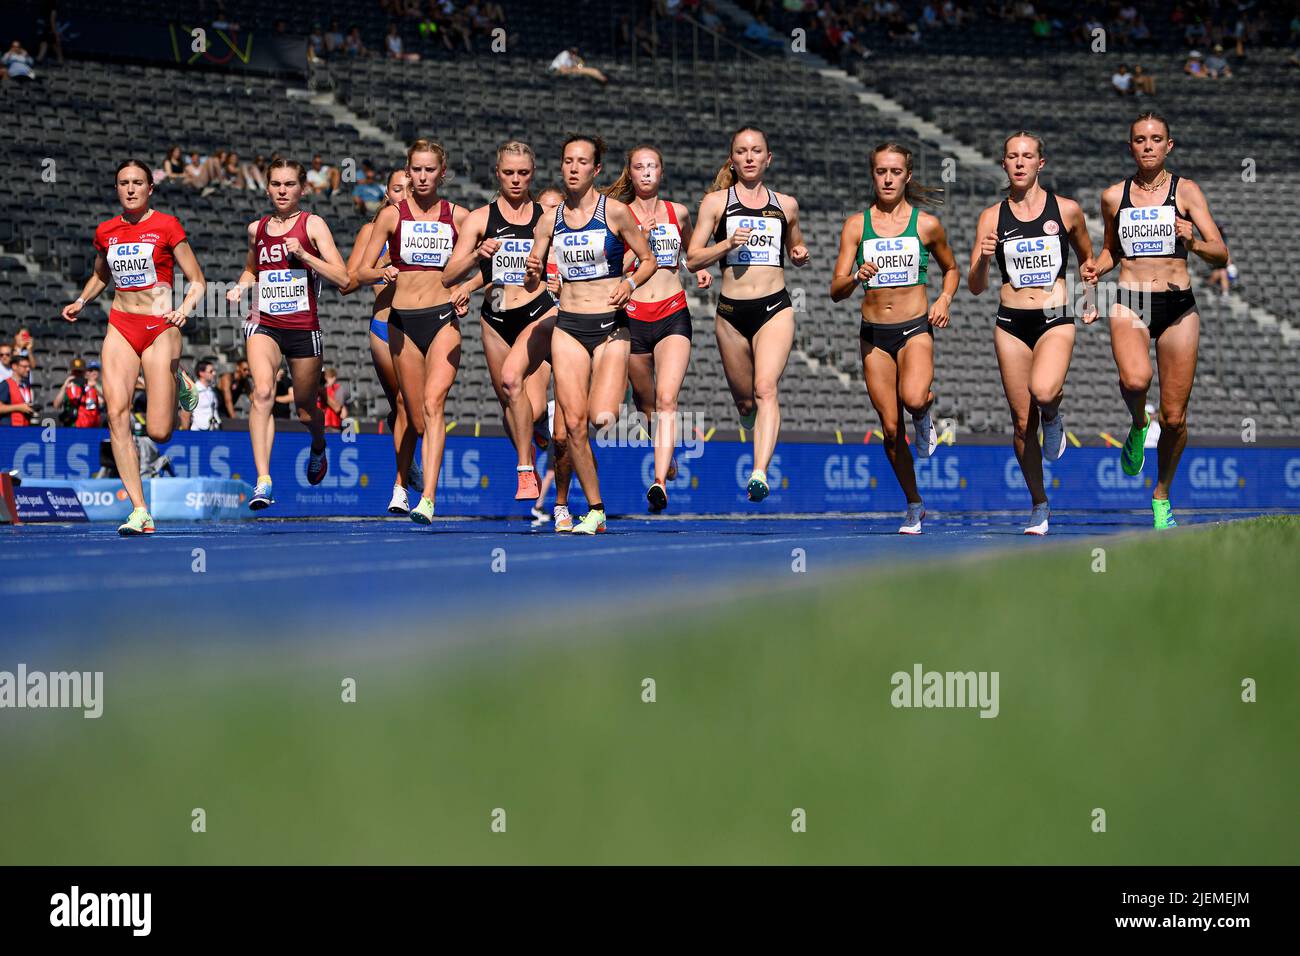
(555, 229, 610, 281)
(724, 215, 783, 266)
(108, 242, 158, 290)
(1118, 206, 1177, 257)
(861, 236, 921, 288)
(1000, 235, 1062, 289)
(400, 220, 455, 268)
(648, 222, 681, 269)
(491, 237, 533, 286)
(258, 268, 310, 315)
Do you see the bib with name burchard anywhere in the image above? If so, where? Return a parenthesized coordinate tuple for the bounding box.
(994, 190, 1069, 289)
(1117, 175, 1188, 260)
(856, 205, 927, 289)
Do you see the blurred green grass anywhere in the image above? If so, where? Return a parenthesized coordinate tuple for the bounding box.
(2, 516, 1297, 864)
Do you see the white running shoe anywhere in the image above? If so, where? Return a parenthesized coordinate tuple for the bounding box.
(899, 502, 925, 535)
(388, 484, 410, 515)
(913, 411, 938, 458)
(1041, 413, 1067, 462)
(1024, 502, 1050, 536)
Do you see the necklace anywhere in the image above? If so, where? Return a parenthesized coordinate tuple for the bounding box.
(1134, 170, 1169, 193)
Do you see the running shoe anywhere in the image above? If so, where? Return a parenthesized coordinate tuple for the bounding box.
(117, 507, 155, 536)
(1152, 498, 1177, 530)
(912, 410, 938, 458)
(410, 495, 435, 525)
(739, 407, 757, 430)
(571, 509, 607, 535)
(553, 504, 573, 532)
(307, 445, 329, 485)
(1024, 502, 1050, 536)
(1121, 412, 1150, 476)
(175, 364, 199, 412)
(530, 504, 550, 523)
(1041, 412, 1067, 462)
(407, 459, 423, 491)
(249, 482, 274, 511)
(898, 502, 925, 535)
(747, 469, 769, 502)
(388, 485, 410, 515)
(516, 468, 540, 501)
(647, 481, 668, 513)
(666, 456, 678, 482)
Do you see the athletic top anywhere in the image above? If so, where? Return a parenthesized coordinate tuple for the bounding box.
(553, 193, 625, 282)
(390, 198, 457, 271)
(628, 200, 682, 271)
(1117, 175, 1189, 260)
(252, 212, 322, 331)
(480, 198, 542, 288)
(856, 205, 928, 289)
(64, 381, 103, 428)
(372, 239, 390, 288)
(712, 185, 786, 268)
(994, 190, 1070, 289)
(93, 210, 187, 292)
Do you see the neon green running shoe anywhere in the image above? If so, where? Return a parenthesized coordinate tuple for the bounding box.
(747, 469, 769, 502)
(1152, 498, 1177, 530)
(739, 407, 757, 430)
(176, 364, 199, 412)
(571, 509, 606, 535)
(409, 495, 435, 525)
(1121, 412, 1150, 476)
(117, 507, 155, 536)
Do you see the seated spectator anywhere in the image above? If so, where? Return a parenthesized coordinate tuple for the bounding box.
(1184, 49, 1209, 78)
(1112, 63, 1134, 94)
(306, 154, 341, 196)
(308, 24, 326, 63)
(161, 145, 187, 184)
(1133, 63, 1156, 95)
(345, 25, 370, 57)
(325, 19, 345, 55)
(0, 352, 35, 427)
(222, 150, 247, 188)
(243, 153, 269, 192)
(1205, 44, 1232, 78)
(352, 167, 386, 215)
(11, 328, 35, 369)
(743, 16, 787, 50)
(549, 46, 609, 84)
(386, 23, 420, 61)
(3, 40, 36, 81)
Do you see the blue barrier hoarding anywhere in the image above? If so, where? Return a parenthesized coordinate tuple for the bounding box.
(1, 427, 1298, 516)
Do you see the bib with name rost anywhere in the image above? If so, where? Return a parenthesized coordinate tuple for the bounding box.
(553, 193, 624, 282)
(392, 198, 457, 271)
(628, 201, 682, 271)
(714, 185, 786, 268)
(857, 205, 927, 289)
(480, 199, 542, 288)
(93, 211, 186, 292)
(1117, 175, 1188, 260)
(252, 212, 321, 330)
(994, 189, 1069, 290)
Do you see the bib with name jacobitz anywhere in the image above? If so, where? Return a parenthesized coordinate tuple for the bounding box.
(857, 205, 928, 289)
(392, 199, 458, 271)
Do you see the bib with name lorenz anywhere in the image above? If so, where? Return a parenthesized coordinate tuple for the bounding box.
(107, 242, 158, 290)
(555, 229, 612, 281)
(399, 220, 455, 268)
(1118, 206, 1177, 258)
(491, 238, 533, 286)
(1001, 235, 1063, 289)
(861, 236, 922, 288)
(259, 268, 311, 315)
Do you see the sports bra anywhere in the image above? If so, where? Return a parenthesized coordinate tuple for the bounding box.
(994, 190, 1070, 289)
(480, 198, 542, 287)
(712, 185, 786, 268)
(390, 198, 457, 271)
(856, 205, 928, 289)
(628, 200, 682, 271)
(553, 193, 625, 282)
(1116, 175, 1189, 260)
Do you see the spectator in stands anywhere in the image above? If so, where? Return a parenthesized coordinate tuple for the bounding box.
(1030, 12, 1051, 38)
(309, 24, 327, 63)
(222, 150, 249, 189)
(56, 357, 87, 426)
(307, 154, 342, 196)
(58, 358, 103, 428)
(325, 19, 345, 56)
(161, 146, 187, 184)
(352, 166, 386, 214)
(272, 365, 293, 420)
(549, 46, 609, 84)
(219, 358, 253, 420)
(700, 1, 725, 31)
(319, 368, 348, 432)
(1133, 63, 1157, 95)
(3, 40, 37, 81)
(1112, 63, 1135, 95)
(36, 1, 64, 64)
(1184, 16, 1208, 48)
(385, 23, 420, 61)
(0, 353, 35, 427)
(11, 328, 35, 369)
(1205, 44, 1232, 79)
(1184, 49, 1209, 78)
(0, 342, 12, 384)
(345, 25, 370, 57)
(184, 359, 221, 430)
(743, 16, 787, 50)
(245, 153, 269, 192)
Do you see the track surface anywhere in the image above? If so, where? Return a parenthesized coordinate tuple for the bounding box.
(2, 511, 1274, 647)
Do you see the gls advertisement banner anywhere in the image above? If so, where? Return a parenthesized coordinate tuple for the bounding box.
(2, 428, 1297, 517)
